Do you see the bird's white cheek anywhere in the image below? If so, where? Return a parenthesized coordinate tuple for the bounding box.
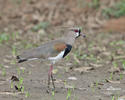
(76, 32, 79, 37)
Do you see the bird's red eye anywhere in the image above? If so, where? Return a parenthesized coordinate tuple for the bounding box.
(74, 30, 78, 32)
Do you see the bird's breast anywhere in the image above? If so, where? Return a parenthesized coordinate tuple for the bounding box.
(48, 50, 65, 64)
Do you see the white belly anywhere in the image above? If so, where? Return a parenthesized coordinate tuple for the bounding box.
(48, 50, 65, 64)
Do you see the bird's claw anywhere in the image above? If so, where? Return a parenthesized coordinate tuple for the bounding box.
(46, 87, 56, 93)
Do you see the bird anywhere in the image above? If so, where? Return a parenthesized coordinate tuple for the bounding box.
(16, 27, 86, 91)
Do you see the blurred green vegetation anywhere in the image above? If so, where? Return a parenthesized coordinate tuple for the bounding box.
(77, 0, 100, 9)
(0, 33, 10, 44)
(89, 0, 100, 9)
(102, 0, 125, 18)
(32, 22, 50, 32)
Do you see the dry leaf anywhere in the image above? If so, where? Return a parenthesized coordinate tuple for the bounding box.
(68, 77, 77, 80)
(89, 63, 102, 68)
(74, 67, 94, 73)
(108, 67, 120, 73)
(105, 79, 120, 84)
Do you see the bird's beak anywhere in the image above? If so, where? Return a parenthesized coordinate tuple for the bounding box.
(81, 33, 86, 38)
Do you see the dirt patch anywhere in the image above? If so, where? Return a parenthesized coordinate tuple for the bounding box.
(102, 17, 125, 32)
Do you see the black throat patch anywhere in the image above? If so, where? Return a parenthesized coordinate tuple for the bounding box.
(63, 44, 72, 58)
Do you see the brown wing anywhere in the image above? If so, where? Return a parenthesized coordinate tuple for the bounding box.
(54, 43, 67, 52)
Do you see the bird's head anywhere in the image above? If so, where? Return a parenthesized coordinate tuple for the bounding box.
(69, 27, 86, 38)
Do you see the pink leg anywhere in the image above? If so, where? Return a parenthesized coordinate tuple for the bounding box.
(48, 64, 55, 90)
(48, 64, 53, 76)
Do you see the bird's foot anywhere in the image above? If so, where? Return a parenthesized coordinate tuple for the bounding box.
(46, 88, 56, 93)
(46, 88, 50, 93)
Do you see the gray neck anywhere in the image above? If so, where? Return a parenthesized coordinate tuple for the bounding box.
(64, 32, 76, 45)
(65, 37, 75, 45)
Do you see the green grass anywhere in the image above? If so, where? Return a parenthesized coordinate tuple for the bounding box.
(111, 94, 119, 100)
(88, 0, 100, 9)
(32, 22, 50, 32)
(12, 32, 19, 40)
(77, 0, 100, 9)
(0, 32, 20, 46)
(17, 67, 21, 76)
(109, 72, 113, 80)
(110, 40, 125, 46)
(25, 91, 30, 98)
(12, 45, 17, 56)
(0, 33, 10, 44)
(119, 73, 123, 80)
(122, 60, 125, 70)
(112, 96, 115, 100)
(95, 80, 99, 88)
(66, 88, 72, 100)
(102, 0, 125, 18)
(11, 82, 14, 89)
(0, 64, 6, 76)
(19, 77, 24, 85)
(112, 61, 118, 68)
(2, 68, 6, 76)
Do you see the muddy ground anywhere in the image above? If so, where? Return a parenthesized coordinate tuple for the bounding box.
(0, 0, 125, 100)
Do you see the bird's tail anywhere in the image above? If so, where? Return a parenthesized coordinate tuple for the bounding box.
(16, 56, 27, 63)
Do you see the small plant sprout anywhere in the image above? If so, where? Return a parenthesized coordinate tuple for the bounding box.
(89, 0, 100, 9)
(2, 68, 6, 76)
(72, 85, 75, 91)
(0, 64, 2, 68)
(120, 73, 123, 80)
(112, 61, 118, 68)
(25, 43, 33, 49)
(17, 83, 21, 91)
(51, 90, 55, 97)
(122, 60, 125, 70)
(111, 94, 119, 100)
(21, 68, 25, 73)
(64, 80, 67, 86)
(50, 89, 55, 100)
(89, 54, 97, 62)
(32, 22, 49, 32)
(17, 67, 21, 76)
(12, 32, 19, 40)
(95, 80, 99, 88)
(12, 32, 16, 40)
(11, 59, 16, 65)
(110, 72, 113, 80)
(66, 88, 72, 100)
(19, 77, 24, 85)
(12, 45, 17, 57)
(110, 41, 116, 46)
(0, 64, 6, 76)
(112, 95, 115, 100)
(0, 33, 10, 44)
(21, 86, 24, 93)
(116, 40, 125, 45)
(116, 93, 119, 100)
(66, 55, 70, 61)
(11, 82, 14, 89)
(25, 91, 30, 98)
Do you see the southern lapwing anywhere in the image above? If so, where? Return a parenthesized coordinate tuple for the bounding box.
(16, 27, 86, 91)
